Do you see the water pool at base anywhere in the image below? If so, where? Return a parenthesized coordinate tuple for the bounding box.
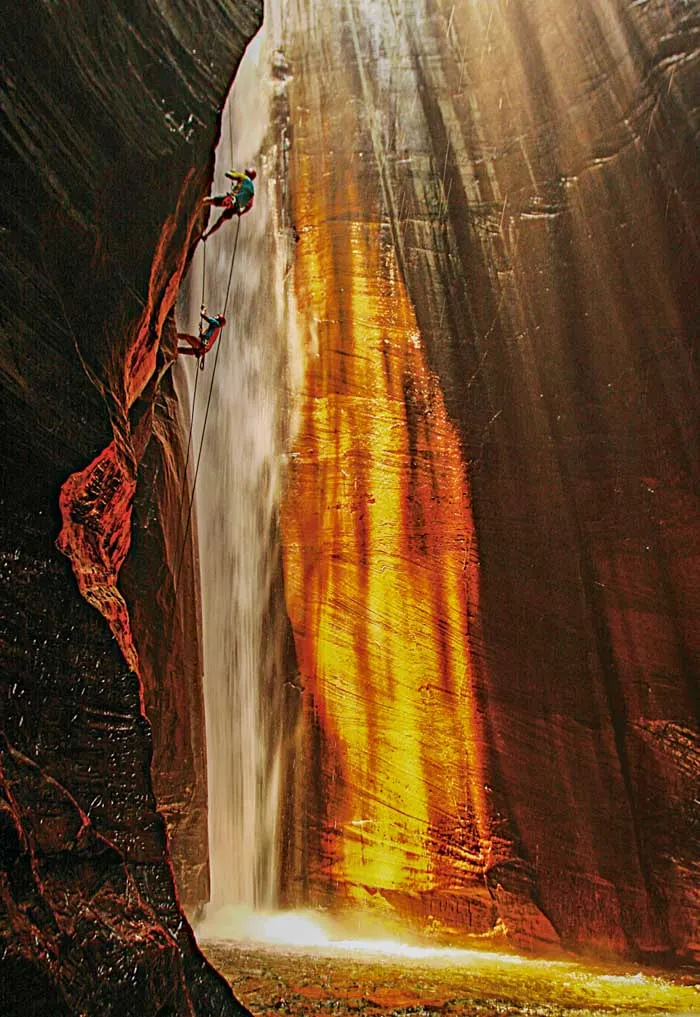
(201, 938, 698, 1016)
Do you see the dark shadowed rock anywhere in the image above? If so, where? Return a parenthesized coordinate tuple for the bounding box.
(0, 0, 261, 1012)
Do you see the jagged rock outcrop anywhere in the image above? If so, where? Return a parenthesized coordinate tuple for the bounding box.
(122, 368, 211, 913)
(279, 0, 699, 962)
(0, 736, 191, 1016)
(0, 1, 261, 1012)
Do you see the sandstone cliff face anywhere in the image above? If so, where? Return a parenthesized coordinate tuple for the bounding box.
(0, 1, 261, 1012)
(279, 0, 698, 961)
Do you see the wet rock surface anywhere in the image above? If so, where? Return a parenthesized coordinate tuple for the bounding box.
(203, 940, 700, 1017)
(0, 737, 186, 1016)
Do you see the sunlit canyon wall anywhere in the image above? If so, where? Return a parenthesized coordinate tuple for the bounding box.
(279, 0, 698, 961)
(0, 1, 261, 1013)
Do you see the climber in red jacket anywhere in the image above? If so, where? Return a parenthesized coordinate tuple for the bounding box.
(178, 306, 226, 367)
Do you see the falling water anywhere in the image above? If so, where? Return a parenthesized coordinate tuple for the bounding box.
(176, 8, 298, 914)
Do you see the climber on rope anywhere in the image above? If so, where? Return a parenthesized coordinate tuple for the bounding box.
(178, 305, 226, 368)
(200, 167, 256, 242)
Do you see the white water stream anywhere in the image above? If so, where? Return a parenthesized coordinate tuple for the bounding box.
(176, 7, 299, 915)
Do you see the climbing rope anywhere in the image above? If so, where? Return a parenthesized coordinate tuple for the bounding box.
(174, 216, 242, 591)
(179, 240, 208, 518)
(222, 210, 241, 315)
(228, 101, 236, 174)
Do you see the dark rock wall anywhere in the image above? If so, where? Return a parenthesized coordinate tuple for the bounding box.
(0, 1, 261, 1013)
(397, 0, 700, 962)
(122, 366, 210, 914)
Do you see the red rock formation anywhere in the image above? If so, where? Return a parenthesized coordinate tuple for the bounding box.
(55, 175, 204, 677)
(56, 443, 140, 673)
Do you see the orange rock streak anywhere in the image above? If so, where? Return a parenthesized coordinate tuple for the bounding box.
(282, 159, 486, 910)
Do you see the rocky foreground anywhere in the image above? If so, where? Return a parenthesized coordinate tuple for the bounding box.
(203, 939, 699, 1017)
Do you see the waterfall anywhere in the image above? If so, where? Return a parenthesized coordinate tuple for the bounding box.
(177, 7, 298, 916)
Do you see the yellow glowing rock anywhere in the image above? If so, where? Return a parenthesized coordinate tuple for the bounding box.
(281, 125, 486, 920)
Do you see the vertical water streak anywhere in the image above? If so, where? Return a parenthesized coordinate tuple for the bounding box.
(177, 10, 296, 914)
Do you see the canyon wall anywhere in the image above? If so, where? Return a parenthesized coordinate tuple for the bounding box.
(0, 1, 261, 1013)
(279, 0, 699, 962)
